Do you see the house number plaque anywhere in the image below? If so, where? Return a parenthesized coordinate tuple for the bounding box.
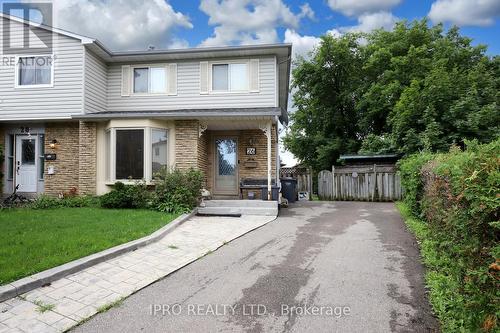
(246, 147, 256, 155)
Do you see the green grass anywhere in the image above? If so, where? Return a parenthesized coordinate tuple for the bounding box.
(0, 208, 177, 285)
(34, 300, 55, 313)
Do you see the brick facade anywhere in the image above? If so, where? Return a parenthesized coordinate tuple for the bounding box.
(198, 131, 209, 187)
(44, 122, 80, 196)
(174, 120, 200, 170)
(78, 121, 97, 195)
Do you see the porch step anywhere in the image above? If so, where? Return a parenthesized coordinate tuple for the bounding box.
(198, 200, 278, 216)
(202, 200, 277, 208)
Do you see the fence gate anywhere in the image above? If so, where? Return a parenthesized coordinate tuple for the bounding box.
(318, 164, 402, 201)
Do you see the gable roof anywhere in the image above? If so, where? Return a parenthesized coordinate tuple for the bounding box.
(0, 12, 291, 123)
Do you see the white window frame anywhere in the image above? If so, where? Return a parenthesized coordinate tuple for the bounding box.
(209, 60, 250, 94)
(14, 54, 54, 89)
(130, 65, 167, 96)
(106, 127, 168, 183)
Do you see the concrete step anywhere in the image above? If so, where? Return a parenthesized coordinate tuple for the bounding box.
(197, 206, 278, 216)
(202, 200, 277, 208)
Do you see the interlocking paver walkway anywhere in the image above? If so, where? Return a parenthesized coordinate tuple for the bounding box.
(0, 215, 275, 333)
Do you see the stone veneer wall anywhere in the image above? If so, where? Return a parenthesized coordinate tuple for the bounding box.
(238, 127, 277, 199)
(174, 120, 200, 170)
(197, 131, 209, 187)
(44, 122, 80, 196)
(78, 121, 97, 195)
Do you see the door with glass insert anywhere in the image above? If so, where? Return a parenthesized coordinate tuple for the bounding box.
(214, 138, 238, 194)
(15, 135, 37, 192)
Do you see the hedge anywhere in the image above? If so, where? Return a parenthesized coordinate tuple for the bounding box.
(398, 139, 499, 332)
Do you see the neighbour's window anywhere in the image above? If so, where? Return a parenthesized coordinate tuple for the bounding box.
(151, 129, 168, 175)
(38, 134, 45, 180)
(212, 63, 248, 92)
(18, 56, 52, 86)
(133, 67, 166, 93)
(115, 129, 144, 179)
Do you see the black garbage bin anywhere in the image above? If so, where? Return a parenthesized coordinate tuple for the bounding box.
(261, 186, 279, 201)
(281, 178, 297, 203)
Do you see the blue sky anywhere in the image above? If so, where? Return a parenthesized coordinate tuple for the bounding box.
(1, 1, 499, 55)
(169, 0, 500, 55)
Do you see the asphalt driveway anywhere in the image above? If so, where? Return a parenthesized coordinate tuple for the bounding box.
(73, 201, 438, 333)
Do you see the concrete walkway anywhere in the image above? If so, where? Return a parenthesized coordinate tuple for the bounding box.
(0, 214, 275, 333)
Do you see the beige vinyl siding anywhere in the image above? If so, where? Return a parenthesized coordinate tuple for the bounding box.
(0, 17, 84, 121)
(84, 49, 107, 113)
(106, 56, 276, 111)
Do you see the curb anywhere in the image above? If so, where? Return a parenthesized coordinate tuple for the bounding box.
(0, 209, 197, 303)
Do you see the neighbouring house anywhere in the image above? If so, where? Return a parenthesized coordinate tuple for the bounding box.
(0, 13, 291, 200)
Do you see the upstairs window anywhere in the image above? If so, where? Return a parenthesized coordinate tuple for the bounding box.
(212, 63, 248, 92)
(133, 67, 166, 94)
(17, 56, 52, 87)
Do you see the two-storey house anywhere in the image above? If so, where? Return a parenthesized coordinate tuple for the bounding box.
(0, 13, 291, 200)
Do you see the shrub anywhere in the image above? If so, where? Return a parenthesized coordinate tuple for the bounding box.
(29, 195, 99, 209)
(397, 152, 433, 216)
(153, 168, 203, 214)
(398, 139, 500, 332)
(99, 181, 151, 209)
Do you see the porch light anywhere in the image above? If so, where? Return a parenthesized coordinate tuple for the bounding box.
(49, 139, 58, 149)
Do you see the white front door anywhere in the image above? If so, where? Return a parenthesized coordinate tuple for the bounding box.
(15, 135, 37, 192)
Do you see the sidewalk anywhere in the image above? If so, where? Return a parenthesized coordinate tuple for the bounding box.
(0, 214, 275, 333)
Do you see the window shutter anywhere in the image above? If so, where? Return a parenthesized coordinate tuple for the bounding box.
(167, 64, 177, 95)
(200, 61, 209, 94)
(249, 59, 260, 93)
(121, 65, 131, 96)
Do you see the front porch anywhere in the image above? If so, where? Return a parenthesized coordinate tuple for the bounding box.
(196, 118, 279, 200)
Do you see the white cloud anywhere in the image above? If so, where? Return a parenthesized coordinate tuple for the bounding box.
(284, 29, 320, 59)
(340, 11, 398, 33)
(298, 3, 315, 20)
(428, 0, 500, 27)
(199, 0, 313, 47)
(52, 0, 192, 51)
(327, 0, 401, 16)
(284, 28, 342, 59)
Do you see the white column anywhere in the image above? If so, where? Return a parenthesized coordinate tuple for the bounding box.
(259, 121, 272, 200)
(267, 122, 272, 200)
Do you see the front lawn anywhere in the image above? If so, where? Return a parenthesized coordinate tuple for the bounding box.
(0, 208, 178, 285)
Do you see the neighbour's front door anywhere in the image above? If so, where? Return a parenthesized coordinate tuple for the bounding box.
(215, 138, 238, 195)
(15, 135, 37, 192)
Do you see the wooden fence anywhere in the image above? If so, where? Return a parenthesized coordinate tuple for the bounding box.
(318, 164, 402, 201)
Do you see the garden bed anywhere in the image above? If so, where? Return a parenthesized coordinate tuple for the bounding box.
(0, 208, 177, 285)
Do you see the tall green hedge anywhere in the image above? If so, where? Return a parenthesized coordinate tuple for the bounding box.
(398, 139, 500, 332)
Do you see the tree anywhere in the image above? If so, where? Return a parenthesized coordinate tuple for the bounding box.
(283, 34, 364, 170)
(284, 19, 499, 170)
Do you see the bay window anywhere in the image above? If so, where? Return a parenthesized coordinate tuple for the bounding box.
(151, 129, 168, 175)
(106, 127, 168, 182)
(115, 129, 144, 179)
(212, 62, 248, 92)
